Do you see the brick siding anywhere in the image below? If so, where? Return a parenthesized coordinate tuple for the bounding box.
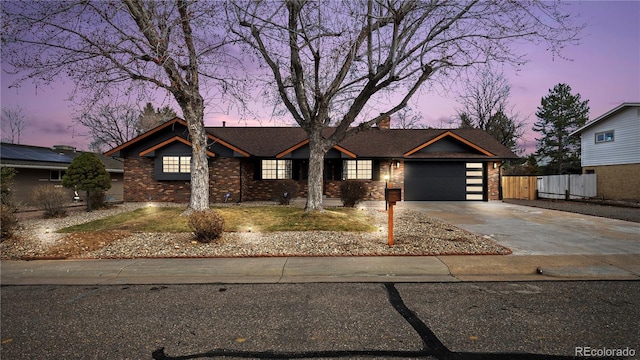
(583, 163, 640, 201)
(487, 161, 500, 200)
(123, 158, 503, 203)
(124, 157, 191, 202)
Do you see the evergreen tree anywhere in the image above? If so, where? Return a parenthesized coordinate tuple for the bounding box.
(137, 103, 177, 134)
(62, 153, 112, 211)
(533, 84, 589, 174)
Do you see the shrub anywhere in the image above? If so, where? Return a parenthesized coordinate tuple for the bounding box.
(272, 179, 299, 205)
(87, 190, 107, 210)
(188, 209, 225, 243)
(1, 167, 17, 207)
(1, 204, 19, 241)
(32, 184, 69, 218)
(62, 153, 111, 211)
(340, 180, 368, 207)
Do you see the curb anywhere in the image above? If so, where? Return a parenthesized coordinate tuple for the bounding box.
(2, 255, 639, 285)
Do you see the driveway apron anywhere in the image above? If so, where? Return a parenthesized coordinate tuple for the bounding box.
(402, 201, 640, 255)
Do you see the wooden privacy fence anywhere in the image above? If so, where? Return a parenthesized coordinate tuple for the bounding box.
(502, 176, 537, 200)
(502, 174, 597, 200)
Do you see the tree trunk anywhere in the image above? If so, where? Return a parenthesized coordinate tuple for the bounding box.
(189, 124, 210, 212)
(181, 95, 210, 213)
(305, 134, 327, 212)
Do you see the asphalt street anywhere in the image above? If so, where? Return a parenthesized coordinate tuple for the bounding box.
(1, 281, 638, 359)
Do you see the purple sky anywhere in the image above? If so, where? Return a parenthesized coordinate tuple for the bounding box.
(1, 1, 639, 154)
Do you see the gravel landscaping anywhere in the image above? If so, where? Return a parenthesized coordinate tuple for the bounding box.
(1, 202, 511, 259)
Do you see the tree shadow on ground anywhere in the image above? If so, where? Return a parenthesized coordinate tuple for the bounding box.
(152, 283, 618, 360)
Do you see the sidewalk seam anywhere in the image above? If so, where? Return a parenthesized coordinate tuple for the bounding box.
(277, 258, 288, 283)
(435, 256, 457, 280)
(582, 254, 640, 277)
(106, 259, 141, 284)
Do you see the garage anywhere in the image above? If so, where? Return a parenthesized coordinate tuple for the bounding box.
(404, 162, 485, 201)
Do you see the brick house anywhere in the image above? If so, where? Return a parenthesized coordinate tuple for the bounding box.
(104, 118, 518, 203)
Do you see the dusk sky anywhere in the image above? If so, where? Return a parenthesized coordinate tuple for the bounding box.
(1, 1, 639, 155)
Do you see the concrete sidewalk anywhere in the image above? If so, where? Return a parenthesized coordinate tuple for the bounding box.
(2, 254, 639, 285)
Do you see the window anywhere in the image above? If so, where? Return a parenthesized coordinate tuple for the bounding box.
(595, 131, 614, 143)
(50, 170, 65, 181)
(261, 159, 292, 179)
(163, 156, 191, 173)
(343, 160, 373, 180)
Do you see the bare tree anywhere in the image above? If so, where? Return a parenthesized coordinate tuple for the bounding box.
(455, 67, 527, 151)
(75, 102, 140, 152)
(1, 106, 28, 144)
(456, 67, 511, 129)
(228, 0, 582, 211)
(2, 1, 241, 212)
(394, 106, 425, 129)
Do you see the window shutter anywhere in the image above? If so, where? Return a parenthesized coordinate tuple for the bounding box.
(334, 160, 343, 180)
(292, 160, 300, 180)
(372, 160, 381, 181)
(253, 159, 261, 180)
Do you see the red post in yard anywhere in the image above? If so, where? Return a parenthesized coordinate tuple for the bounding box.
(388, 202, 394, 247)
(385, 188, 401, 247)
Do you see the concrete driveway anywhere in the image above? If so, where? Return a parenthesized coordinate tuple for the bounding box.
(401, 201, 640, 255)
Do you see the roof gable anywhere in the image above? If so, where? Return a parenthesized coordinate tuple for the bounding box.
(404, 131, 494, 157)
(139, 136, 215, 157)
(275, 139, 357, 159)
(105, 117, 186, 156)
(571, 102, 640, 136)
(104, 118, 249, 158)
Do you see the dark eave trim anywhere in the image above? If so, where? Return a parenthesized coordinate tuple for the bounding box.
(139, 136, 215, 157)
(105, 117, 187, 157)
(403, 131, 495, 157)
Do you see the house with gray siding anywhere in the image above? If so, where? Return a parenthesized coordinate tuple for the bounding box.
(0, 143, 124, 206)
(571, 102, 640, 201)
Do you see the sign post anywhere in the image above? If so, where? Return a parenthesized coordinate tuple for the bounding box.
(385, 188, 401, 247)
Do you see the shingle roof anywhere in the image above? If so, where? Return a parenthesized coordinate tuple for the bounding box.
(104, 118, 518, 160)
(206, 127, 518, 159)
(207, 127, 309, 157)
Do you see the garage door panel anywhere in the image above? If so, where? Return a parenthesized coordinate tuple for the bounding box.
(404, 162, 466, 201)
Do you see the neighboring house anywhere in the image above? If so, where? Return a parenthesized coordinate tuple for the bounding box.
(105, 117, 518, 203)
(570, 102, 640, 201)
(0, 143, 124, 206)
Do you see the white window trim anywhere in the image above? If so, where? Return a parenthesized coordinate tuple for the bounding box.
(595, 130, 614, 144)
(261, 159, 292, 180)
(163, 156, 191, 173)
(343, 160, 373, 180)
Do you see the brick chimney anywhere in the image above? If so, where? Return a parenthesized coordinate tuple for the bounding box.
(378, 114, 391, 129)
